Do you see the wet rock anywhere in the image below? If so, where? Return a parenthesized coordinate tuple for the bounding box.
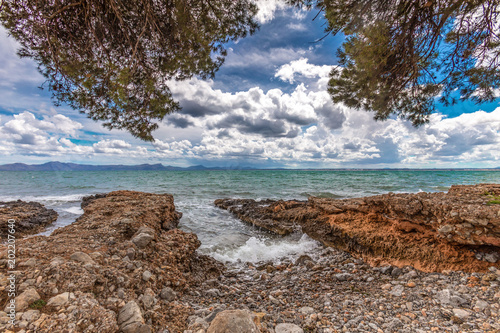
(207, 310, 259, 333)
(295, 255, 314, 266)
(215, 184, 500, 272)
(0, 200, 57, 237)
(81, 193, 107, 208)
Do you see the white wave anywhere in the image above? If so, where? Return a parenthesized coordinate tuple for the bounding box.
(209, 234, 320, 264)
(62, 206, 84, 215)
(0, 194, 85, 203)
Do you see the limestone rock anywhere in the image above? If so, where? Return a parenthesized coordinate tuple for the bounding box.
(70, 251, 96, 265)
(215, 184, 500, 272)
(275, 323, 304, 333)
(160, 287, 176, 302)
(131, 226, 155, 249)
(207, 310, 259, 333)
(47, 292, 74, 307)
(453, 308, 471, 319)
(118, 301, 151, 333)
(5, 288, 40, 312)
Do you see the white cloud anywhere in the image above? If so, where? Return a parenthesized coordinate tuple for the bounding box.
(253, 0, 289, 23)
(1, 59, 499, 168)
(275, 57, 334, 83)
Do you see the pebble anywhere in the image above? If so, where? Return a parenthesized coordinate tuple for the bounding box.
(182, 246, 500, 333)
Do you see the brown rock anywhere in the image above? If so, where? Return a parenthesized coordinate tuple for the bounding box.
(0, 191, 222, 333)
(207, 310, 259, 333)
(0, 200, 57, 237)
(216, 184, 500, 272)
(5, 288, 40, 312)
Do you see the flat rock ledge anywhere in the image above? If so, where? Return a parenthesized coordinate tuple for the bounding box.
(0, 190, 222, 332)
(215, 184, 500, 272)
(0, 200, 57, 238)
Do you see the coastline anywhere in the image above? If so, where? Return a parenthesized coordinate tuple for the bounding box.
(0, 186, 499, 332)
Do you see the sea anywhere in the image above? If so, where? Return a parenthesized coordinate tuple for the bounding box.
(1, 170, 499, 264)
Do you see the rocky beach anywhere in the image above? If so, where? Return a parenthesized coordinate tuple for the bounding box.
(1, 185, 499, 333)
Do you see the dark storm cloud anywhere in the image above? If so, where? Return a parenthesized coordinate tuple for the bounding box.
(211, 114, 299, 138)
(315, 104, 346, 130)
(166, 114, 194, 128)
(179, 100, 221, 118)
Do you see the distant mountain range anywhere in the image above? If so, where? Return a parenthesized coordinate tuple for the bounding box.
(0, 162, 254, 171)
(0, 161, 498, 171)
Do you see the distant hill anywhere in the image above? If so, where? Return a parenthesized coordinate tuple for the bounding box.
(0, 161, 254, 171)
(0, 162, 498, 171)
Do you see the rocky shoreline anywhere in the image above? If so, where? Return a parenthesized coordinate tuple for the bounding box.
(0, 200, 57, 238)
(0, 186, 499, 332)
(215, 184, 500, 272)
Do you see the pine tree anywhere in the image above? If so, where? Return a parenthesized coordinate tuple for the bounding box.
(0, 0, 257, 141)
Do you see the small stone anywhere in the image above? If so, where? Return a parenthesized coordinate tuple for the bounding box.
(389, 285, 404, 297)
(295, 255, 314, 266)
(453, 308, 470, 319)
(21, 310, 40, 322)
(118, 301, 150, 333)
(160, 287, 176, 302)
(131, 227, 155, 249)
(142, 270, 152, 282)
(299, 307, 315, 315)
(484, 253, 499, 263)
(126, 248, 136, 260)
(275, 323, 304, 333)
(474, 300, 489, 311)
(47, 292, 74, 307)
(19, 258, 37, 267)
(407, 282, 416, 288)
(5, 288, 40, 312)
(335, 273, 352, 281)
(207, 310, 259, 333)
(70, 252, 95, 265)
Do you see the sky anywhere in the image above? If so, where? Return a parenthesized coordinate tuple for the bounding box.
(0, 1, 499, 169)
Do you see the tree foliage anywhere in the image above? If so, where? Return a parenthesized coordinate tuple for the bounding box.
(0, 0, 257, 141)
(291, 0, 500, 125)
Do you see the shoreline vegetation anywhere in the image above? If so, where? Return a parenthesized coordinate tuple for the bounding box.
(1, 185, 499, 332)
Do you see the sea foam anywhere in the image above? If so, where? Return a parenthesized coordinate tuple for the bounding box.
(208, 233, 320, 264)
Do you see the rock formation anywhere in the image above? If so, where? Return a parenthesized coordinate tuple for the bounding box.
(0, 200, 57, 237)
(0, 191, 222, 332)
(215, 184, 500, 272)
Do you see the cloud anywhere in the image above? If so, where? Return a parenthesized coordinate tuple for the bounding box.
(254, 0, 289, 23)
(1, 58, 500, 168)
(275, 58, 334, 83)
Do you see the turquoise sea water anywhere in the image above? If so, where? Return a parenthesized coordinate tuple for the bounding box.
(1, 170, 499, 263)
